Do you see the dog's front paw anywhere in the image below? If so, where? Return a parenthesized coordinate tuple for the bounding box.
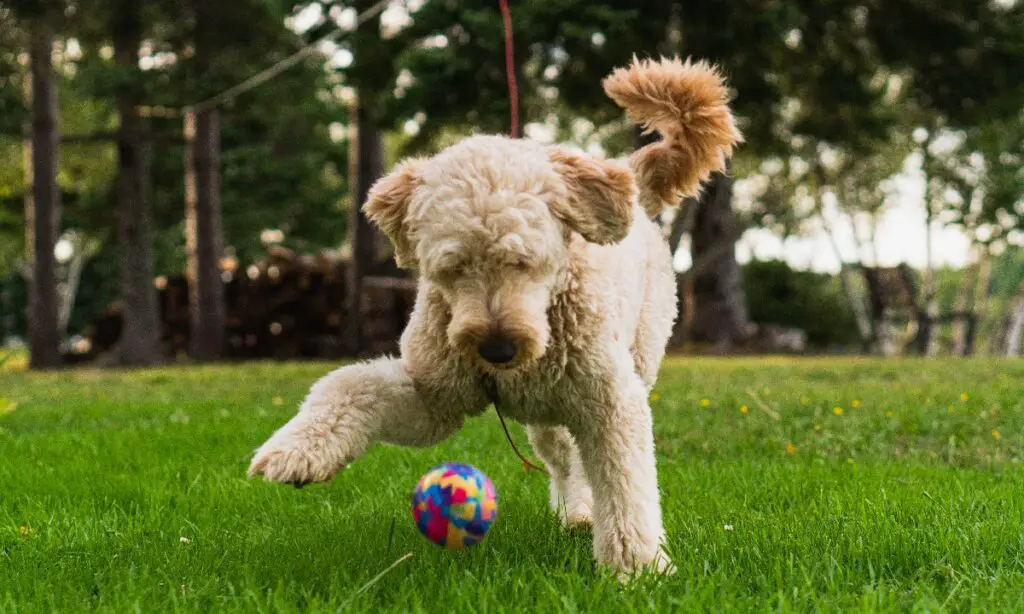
(557, 499, 594, 532)
(608, 548, 677, 581)
(247, 433, 350, 486)
(645, 547, 677, 577)
(564, 509, 594, 532)
(595, 535, 677, 581)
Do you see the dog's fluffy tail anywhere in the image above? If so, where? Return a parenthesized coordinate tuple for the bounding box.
(603, 56, 742, 217)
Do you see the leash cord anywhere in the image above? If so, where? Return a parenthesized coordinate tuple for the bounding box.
(482, 375, 547, 475)
(495, 406, 548, 475)
(498, 0, 520, 138)
(490, 0, 543, 475)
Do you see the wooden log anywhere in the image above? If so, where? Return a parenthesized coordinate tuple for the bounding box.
(77, 250, 416, 364)
(365, 276, 417, 292)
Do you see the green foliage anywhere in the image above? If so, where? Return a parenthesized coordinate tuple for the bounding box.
(0, 0, 353, 334)
(743, 259, 861, 347)
(138, 66, 351, 266)
(0, 273, 26, 340)
(989, 245, 1024, 300)
(1, 359, 1024, 609)
(866, 0, 1024, 128)
(0, 11, 26, 134)
(3, 0, 1023, 342)
(543, 1, 800, 154)
(924, 114, 1024, 246)
(0, 79, 118, 282)
(324, 0, 912, 161)
(89, 0, 354, 264)
(0, 187, 23, 279)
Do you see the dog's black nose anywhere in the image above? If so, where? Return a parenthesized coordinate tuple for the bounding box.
(477, 338, 518, 365)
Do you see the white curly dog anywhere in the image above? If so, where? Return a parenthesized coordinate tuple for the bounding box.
(249, 57, 741, 577)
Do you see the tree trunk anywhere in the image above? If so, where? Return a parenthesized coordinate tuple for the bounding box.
(114, 4, 162, 366)
(1, 281, 13, 343)
(24, 25, 61, 369)
(343, 99, 383, 356)
(950, 265, 975, 356)
(918, 141, 939, 357)
(687, 168, 750, 349)
(1007, 298, 1024, 357)
(184, 109, 225, 360)
(952, 247, 990, 356)
(819, 204, 874, 352)
(666, 199, 696, 255)
(971, 249, 995, 355)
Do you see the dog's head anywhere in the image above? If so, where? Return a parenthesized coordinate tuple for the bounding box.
(364, 135, 635, 373)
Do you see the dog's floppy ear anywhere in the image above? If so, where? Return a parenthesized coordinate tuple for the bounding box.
(547, 148, 635, 245)
(362, 158, 425, 268)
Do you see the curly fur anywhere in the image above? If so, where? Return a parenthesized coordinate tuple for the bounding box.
(604, 56, 743, 216)
(249, 57, 741, 579)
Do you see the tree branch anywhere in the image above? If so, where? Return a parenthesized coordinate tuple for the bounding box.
(2, 130, 184, 144)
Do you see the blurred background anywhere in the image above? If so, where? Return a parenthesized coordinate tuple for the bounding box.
(0, 0, 1021, 370)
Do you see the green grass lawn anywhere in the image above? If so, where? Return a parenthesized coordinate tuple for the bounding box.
(2, 357, 1023, 612)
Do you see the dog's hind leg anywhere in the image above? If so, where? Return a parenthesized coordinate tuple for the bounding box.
(630, 237, 678, 390)
(526, 425, 594, 531)
(248, 358, 469, 486)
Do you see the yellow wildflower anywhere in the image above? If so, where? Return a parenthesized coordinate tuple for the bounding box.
(650, 392, 661, 402)
(885, 410, 894, 418)
(833, 406, 843, 416)
(739, 405, 749, 414)
(847, 458, 855, 465)
(960, 392, 969, 402)
(785, 442, 798, 455)
(700, 398, 710, 408)
(992, 429, 1001, 441)
(851, 399, 861, 409)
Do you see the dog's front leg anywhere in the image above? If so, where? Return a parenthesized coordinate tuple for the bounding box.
(526, 425, 594, 530)
(570, 356, 675, 578)
(248, 358, 464, 486)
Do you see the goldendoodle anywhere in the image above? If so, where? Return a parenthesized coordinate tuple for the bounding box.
(250, 57, 741, 577)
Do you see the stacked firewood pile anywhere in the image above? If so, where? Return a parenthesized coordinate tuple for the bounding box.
(75, 248, 416, 363)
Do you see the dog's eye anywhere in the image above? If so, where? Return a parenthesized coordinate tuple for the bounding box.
(435, 263, 464, 281)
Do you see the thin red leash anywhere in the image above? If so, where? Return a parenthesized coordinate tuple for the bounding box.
(498, 0, 520, 138)
(493, 0, 545, 475)
(484, 375, 547, 476)
(496, 405, 548, 475)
